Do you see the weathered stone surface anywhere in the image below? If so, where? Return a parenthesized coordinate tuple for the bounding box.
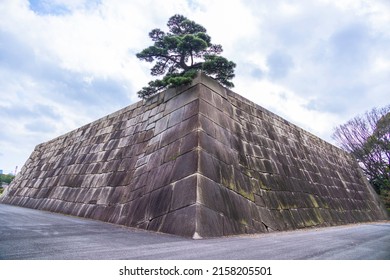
(171, 175, 197, 211)
(196, 204, 224, 237)
(149, 205, 197, 237)
(0, 73, 387, 238)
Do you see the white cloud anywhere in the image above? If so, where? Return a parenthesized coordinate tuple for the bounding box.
(235, 77, 341, 142)
(191, 0, 258, 47)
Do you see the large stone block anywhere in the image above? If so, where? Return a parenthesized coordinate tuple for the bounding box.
(171, 175, 197, 211)
(0, 73, 387, 238)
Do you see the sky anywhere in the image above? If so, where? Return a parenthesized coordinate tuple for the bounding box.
(0, 0, 389, 174)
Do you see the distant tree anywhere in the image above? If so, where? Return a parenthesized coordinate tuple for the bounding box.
(0, 174, 15, 187)
(332, 105, 390, 208)
(136, 14, 236, 99)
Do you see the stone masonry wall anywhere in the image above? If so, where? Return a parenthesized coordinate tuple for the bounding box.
(195, 75, 387, 236)
(1, 73, 387, 238)
(1, 81, 202, 237)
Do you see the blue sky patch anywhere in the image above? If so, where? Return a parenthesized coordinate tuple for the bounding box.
(266, 51, 294, 79)
(28, 0, 71, 16)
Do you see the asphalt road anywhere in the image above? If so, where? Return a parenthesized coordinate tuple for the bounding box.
(0, 203, 389, 260)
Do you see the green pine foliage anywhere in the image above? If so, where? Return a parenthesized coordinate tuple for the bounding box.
(136, 14, 236, 99)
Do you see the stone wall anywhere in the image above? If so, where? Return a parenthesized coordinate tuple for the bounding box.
(195, 75, 387, 236)
(1, 73, 387, 238)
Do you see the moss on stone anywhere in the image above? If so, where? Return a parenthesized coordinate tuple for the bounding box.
(258, 179, 271, 191)
(237, 188, 255, 202)
(314, 209, 324, 224)
(303, 218, 318, 227)
(168, 153, 181, 161)
(309, 194, 319, 208)
(239, 218, 249, 226)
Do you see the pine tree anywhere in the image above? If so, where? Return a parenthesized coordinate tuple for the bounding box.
(136, 14, 236, 99)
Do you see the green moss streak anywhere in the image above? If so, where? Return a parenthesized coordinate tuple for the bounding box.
(309, 194, 319, 208)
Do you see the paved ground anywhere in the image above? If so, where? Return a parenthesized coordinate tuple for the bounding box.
(0, 203, 389, 260)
